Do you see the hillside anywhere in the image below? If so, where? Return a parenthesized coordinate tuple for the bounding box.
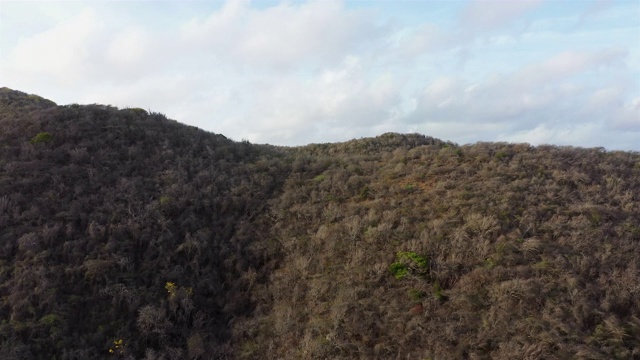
(0, 88, 639, 359)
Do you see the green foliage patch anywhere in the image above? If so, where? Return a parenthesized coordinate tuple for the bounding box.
(30, 131, 53, 144)
(389, 262, 408, 279)
(312, 174, 327, 182)
(389, 251, 428, 280)
(38, 314, 61, 327)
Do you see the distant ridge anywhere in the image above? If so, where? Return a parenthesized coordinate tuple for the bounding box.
(0, 87, 57, 111)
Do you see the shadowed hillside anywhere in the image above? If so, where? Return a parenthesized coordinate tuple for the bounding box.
(1, 88, 639, 359)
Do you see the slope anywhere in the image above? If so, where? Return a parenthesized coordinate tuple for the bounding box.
(0, 88, 639, 359)
(252, 138, 640, 359)
(0, 88, 290, 359)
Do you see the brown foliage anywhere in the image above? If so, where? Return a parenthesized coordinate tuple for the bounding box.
(0, 88, 639, 359)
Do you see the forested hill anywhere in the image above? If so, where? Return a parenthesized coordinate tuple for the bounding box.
(1, 88, 639, 359)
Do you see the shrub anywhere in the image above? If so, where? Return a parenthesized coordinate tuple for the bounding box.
(128, 107, 148, 116)
(38, 314, 61, 327)
(409, 288, 426, 300)
(433, 282, 448, 302)
(389, 251, 428, 279)
(30, 132, 53, 144)
(389, 262, 408, 279)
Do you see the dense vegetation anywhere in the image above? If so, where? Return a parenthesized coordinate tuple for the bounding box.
(1, 87, 639, 359)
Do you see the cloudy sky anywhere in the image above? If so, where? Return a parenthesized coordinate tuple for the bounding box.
(1, 0, 638, 150)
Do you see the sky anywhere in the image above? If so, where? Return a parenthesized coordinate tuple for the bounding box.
(1, 0, 639, 150)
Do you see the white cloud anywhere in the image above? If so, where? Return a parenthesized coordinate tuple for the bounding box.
(608, 96, 640, 131)
(180, 0, 248, 49)
(461, 0, 544, 31)
(180, 0, 381, 70)
(588, 87, 622, 109)
(394, 24, 451, 57)
(5, 8, 102, 85)
(225, 55, 404, 144)
(510, 48, 627, 88)
(106, 27, 152, 69)
(407, 48, 638, 149)
(499, 122, 597, 147)
(1, 0, 638, 150)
